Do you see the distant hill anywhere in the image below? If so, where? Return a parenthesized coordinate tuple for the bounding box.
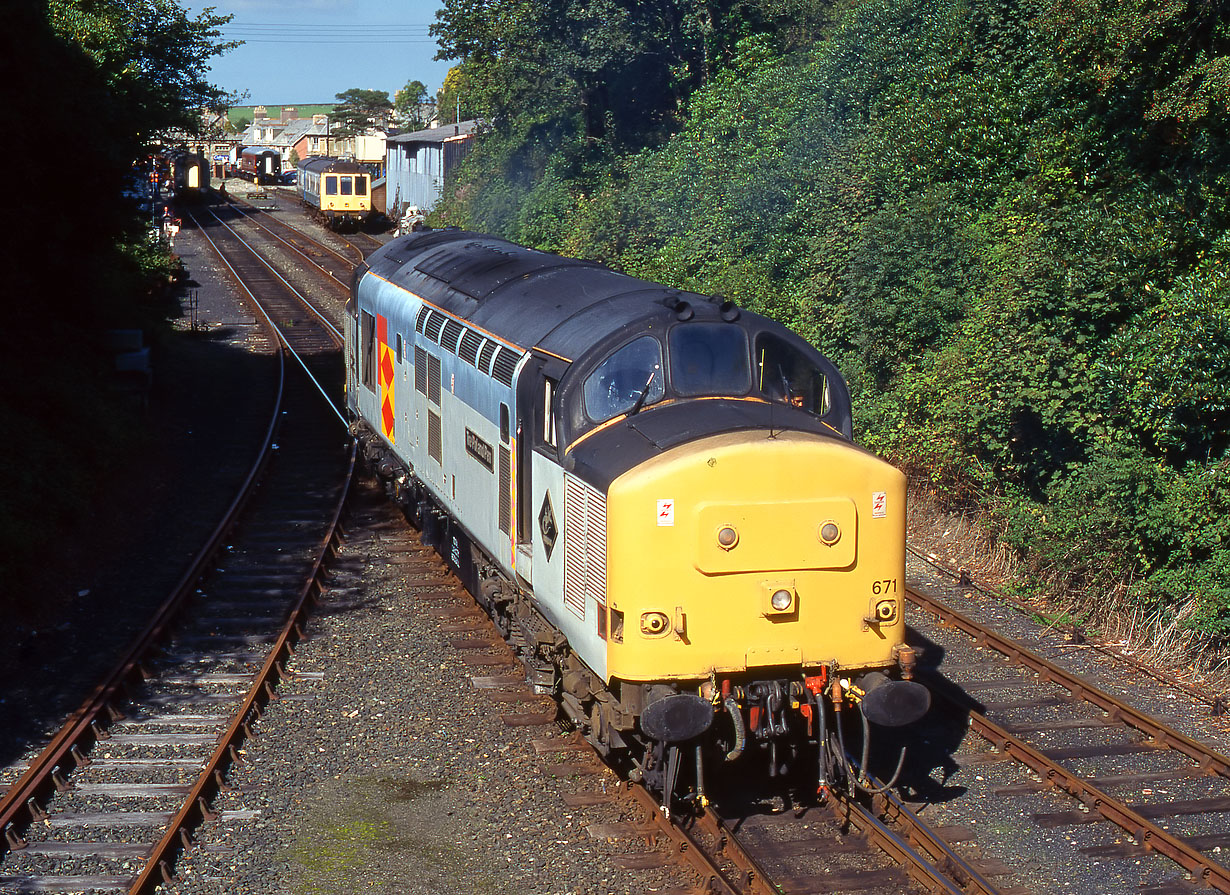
(226, 104, 335, 126)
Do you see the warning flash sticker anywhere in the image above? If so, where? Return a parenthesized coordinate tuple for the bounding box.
(657, 499, 675, 526)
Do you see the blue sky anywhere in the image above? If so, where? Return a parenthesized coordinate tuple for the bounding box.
(184, 0, 454, 106)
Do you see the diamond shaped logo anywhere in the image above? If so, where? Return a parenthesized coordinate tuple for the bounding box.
(539, 491, 558, 561)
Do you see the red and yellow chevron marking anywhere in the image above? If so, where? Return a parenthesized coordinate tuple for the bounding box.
(377, 314, 395, 443)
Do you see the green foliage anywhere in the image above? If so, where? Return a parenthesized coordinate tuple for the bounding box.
(329, 88, 393, 137)
(0, 0, 234, 604)
(434, 0, 1230, 643)
(394, 79, 432, 129)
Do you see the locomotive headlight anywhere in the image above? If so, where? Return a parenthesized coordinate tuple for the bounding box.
(818, 521, 841, 545)
(640, 611, 670, 636)
(716, 525, 739, 550)
(761, 582, 797, 617)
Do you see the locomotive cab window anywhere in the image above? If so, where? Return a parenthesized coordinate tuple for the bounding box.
(325, 175, 338, 195)
(583, 336, 664, 423)
(355, 176, 367, 196)
(755, 333, 829, 415)
(669, 323, 751, 396)
(340, 176, 353, 196)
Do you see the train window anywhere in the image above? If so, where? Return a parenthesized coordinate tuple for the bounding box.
(355, 176, 368, 196)
(325, 176, 338, 196)
(669, 324, 751, 396)
(395, 333, 403, 363)
(360, 310, 377, 392)
(500, 404, 510, 443)
(755, 333, 829, 415)
(543, 378, 558, 447)
(583, 336, 664, 423)
(340, 177, 353, 196)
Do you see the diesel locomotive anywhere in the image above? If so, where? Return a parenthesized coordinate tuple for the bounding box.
(347, 231, 929, 811)
(296, 157, 373, 229)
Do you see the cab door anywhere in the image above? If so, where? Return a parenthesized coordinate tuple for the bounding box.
(514, 353, 568, 608)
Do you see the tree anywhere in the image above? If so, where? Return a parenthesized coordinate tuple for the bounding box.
(329, 88, 393, 137)
(394, 78, 432, 129)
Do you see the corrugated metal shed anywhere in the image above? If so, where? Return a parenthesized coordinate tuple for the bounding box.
(385, 119, 480, 219)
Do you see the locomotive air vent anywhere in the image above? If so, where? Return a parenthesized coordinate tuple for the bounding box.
(491, 347, 519, 387)
(459, 329, 484, 366)
(441, 319, 465, 353)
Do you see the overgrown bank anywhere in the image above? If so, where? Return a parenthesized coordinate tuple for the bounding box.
(0, 1, 234, 606)
(429, 0, 1230, 660)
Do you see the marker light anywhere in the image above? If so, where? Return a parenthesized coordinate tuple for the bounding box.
(819, 521, 840, 545)
(640, 611, 670, 635)
(771, 589, 793, 611)
(717, 526, 739, 550)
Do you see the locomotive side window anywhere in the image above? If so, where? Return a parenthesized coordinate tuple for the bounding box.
(325, 176, 338, 195)
(669, 324, 751, 396)
(360, 310, 376, 392)
(543, 378, 558, 447)
(755, 333, 830, 415)
(583, 336, 664, 423)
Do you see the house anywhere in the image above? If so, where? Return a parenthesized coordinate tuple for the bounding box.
(384, 120, 479, 220)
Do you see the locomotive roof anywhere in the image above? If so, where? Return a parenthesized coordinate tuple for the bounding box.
(361, 230, 712, 360)
(240, 146, 280, 156)
(297, 156, 368, 175)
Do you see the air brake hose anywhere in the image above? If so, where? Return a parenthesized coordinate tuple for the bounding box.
(723, 696, 746, 762)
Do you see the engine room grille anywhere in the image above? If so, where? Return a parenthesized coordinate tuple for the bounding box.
(427, 409, 442, 463)
(414, 346, 427, 396)
(425, 310, 446, 343)
(491, 347, 519, 387)
(427, 354, 441, 405)
(459, 329, 484, 366)
(441, 319, 464, 353)
(563, 476, 607, 621)
(498, 445, 512, 535)
(415, 305, 430, 334)
(478, 340, 497, 375)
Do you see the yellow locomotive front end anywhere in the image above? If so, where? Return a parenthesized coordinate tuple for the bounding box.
(601, 427, 926, 804)
(607, 429, 906, 682)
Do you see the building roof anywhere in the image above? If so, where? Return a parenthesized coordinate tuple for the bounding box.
(387, 119, 481, 146)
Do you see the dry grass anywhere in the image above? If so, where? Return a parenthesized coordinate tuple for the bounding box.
(905, 480, 1230, 691)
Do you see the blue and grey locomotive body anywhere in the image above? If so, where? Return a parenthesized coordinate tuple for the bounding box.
(347, 230, 928, 810)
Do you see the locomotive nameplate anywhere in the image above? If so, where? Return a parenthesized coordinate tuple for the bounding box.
(465, 427, 495, 472)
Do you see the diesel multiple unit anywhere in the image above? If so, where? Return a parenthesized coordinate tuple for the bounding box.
(296, 157, 373, 229)
(346, 230, 928, 810)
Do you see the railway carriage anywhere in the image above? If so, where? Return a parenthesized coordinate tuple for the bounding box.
(347, 231, 928, 810)
(296, 157, 373, 229)
(166, 149, 209, 199)
(237, 146, 281, 185)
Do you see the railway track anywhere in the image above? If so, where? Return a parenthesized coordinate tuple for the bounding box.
(223, 183, 385, 266)
(0, 213, 354, 894)
(905, 580, 1230, 894)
